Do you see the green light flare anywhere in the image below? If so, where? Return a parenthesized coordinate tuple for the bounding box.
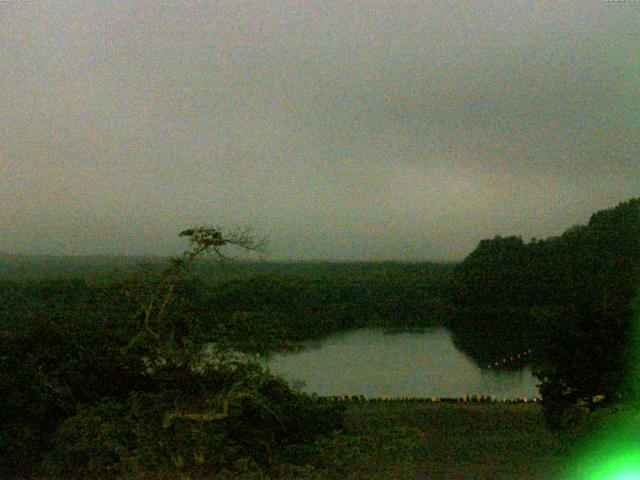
(565, 438, 640, 480)
(626, 293, 640, 403)
(612, 474, 640, 480)
(563, 292, 640, 480)
(587, 451, 640, 480)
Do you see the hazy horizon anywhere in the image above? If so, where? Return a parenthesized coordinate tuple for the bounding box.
(0, 194, 635, 263)
(3, 1, 638, 261)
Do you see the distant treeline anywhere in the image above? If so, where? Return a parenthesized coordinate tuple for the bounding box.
(0, 253, 168, 281)
(0, 261, 455, 353)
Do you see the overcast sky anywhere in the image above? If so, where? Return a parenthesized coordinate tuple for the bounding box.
(2, 1, 638, 261)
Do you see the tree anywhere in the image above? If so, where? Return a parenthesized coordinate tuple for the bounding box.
(2, 225, 345, 478)
(447, 235, 528, 307)
(531, 199, 640, 430)
(446, 197, 640, 431)
(120, 225, 267, 368)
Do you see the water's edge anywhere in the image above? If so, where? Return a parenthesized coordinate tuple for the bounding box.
(262, 327, 539, 399)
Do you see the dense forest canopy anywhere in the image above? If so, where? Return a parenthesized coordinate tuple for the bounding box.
(447, 197, 640, 428)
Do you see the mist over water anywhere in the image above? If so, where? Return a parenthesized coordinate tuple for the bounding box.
(265, 328, 539, 399)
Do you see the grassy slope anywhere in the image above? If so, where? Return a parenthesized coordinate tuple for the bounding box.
(316, 402, 565, 480)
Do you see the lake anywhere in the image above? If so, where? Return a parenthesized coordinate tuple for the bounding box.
(264, 328, 540, 399)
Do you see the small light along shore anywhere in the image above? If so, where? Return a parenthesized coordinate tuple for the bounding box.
(315, 395, 541, 403)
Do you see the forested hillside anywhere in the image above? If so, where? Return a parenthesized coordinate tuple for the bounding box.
(0, 262, 454, 353)
(447, 197, 640, 428)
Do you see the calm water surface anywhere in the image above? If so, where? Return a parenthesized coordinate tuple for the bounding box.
(265, 328, 539, 399)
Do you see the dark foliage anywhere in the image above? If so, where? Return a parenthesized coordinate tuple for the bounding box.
(0, 311, 149, 475)
(447, 197, 640, 430)
(0, 228, 344, 479)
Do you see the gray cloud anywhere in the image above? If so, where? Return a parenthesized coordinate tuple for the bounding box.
(2, 1, 638, 260)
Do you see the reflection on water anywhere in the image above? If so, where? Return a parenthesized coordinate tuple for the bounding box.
(265, 328, 539, 399)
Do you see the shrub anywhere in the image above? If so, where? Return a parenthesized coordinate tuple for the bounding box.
(39, 357, 343, 479)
